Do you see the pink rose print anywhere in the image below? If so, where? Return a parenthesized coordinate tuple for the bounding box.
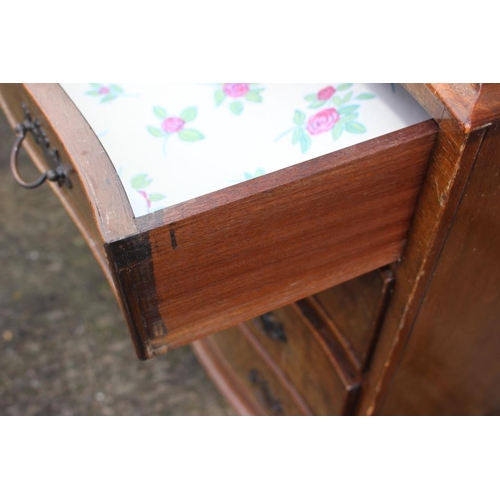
(86, 83, 129, 103)
(148, 105, 204, 155)
(306, 108, 340, 135)
(317, 86, 336, 101)
(223, 83, 250, 98)
(137, 190, 152, 210)
(214, 84, 265, 115)
(131, 174, 167, 213)
(161, 117, 185, 133)
(305, 82, 374, 110)
(277, 83, 376, 153)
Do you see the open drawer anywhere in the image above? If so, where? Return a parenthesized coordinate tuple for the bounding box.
(0, 83, 436, 360)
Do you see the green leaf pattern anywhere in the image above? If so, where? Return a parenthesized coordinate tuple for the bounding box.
(178, 129, 204, 141)
(243, 168, 266, 180)
(130, 174, 167, 213)
(179, 107, 198, 122)
(85, 83, 130, 103)
(86, 83, 374, 160)
(147, 105, 204, 155)
(293, 110, 306, 126)
(77, 83, 388, 216)
(131, 173, 152, 190)
(214, 84, 265, 115)
(153, 106, 168, 119)
(229, 101, 243, 115)
(276, 83, 375, 153)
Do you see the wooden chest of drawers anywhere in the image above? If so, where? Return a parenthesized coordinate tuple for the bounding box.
(4, 83, 500, 415)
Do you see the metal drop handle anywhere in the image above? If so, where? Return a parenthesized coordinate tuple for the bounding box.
(248, 369, 283, 415)
(9, 105, 71, 190)
(256, 313, 287, 342)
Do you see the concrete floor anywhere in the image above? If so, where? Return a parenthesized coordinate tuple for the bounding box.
(0, 95, 235, 415)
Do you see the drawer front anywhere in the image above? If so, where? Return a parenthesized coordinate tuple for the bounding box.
(311, 267, 394, 370)
(250, 303, 360, 415)
(143, 121, 436, 357)
(208, 325, 312, 416)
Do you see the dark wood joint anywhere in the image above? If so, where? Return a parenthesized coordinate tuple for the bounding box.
(105, 232, 166, 360)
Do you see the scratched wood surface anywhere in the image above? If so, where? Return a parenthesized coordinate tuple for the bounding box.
(379, 122, 500, 415)
(358, 84, 500, 415)
(404, 83, 500, 133)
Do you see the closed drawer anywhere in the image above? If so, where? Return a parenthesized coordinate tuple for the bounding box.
(311, 267, 394, 370)
(0, 83, 437, 360)
(205, 325, 311, 416)
(251, 302, 360, 415)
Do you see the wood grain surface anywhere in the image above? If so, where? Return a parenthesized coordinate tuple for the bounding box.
(8, 83, 499, 416)
(358, 84, 500, 415)
(206, 324, 312, 415)
(310, 267, 394, 371)
(138, 121, 437, 358)
(192, 331, 268, 416)
(403, 83, 500, 133)
(378, 122, 500, 415)
(249, 302, 360, 415)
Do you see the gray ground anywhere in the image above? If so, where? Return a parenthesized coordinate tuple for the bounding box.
(0, 104, 235, 416)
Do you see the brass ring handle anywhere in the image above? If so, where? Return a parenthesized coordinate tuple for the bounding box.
(10, 124, 49, 189)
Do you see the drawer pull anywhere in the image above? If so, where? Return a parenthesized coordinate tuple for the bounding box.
(256, 313, 287, 342)
(248, 369, 283, 414)
(10, 104, 72, 190)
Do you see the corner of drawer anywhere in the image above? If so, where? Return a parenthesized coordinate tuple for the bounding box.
(104, 231, 165, 361)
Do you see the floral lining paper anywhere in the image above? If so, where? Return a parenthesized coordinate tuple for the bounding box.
(61, 84, 430, 218)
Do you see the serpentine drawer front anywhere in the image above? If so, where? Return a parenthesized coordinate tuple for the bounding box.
(0, 83, 437, 360)
(249, 302, 360, 415)
(203, 324, 311, 416)
(311, 267, 394, 371)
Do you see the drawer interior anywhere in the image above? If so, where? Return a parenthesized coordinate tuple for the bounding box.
(60, 83, 431, 217)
